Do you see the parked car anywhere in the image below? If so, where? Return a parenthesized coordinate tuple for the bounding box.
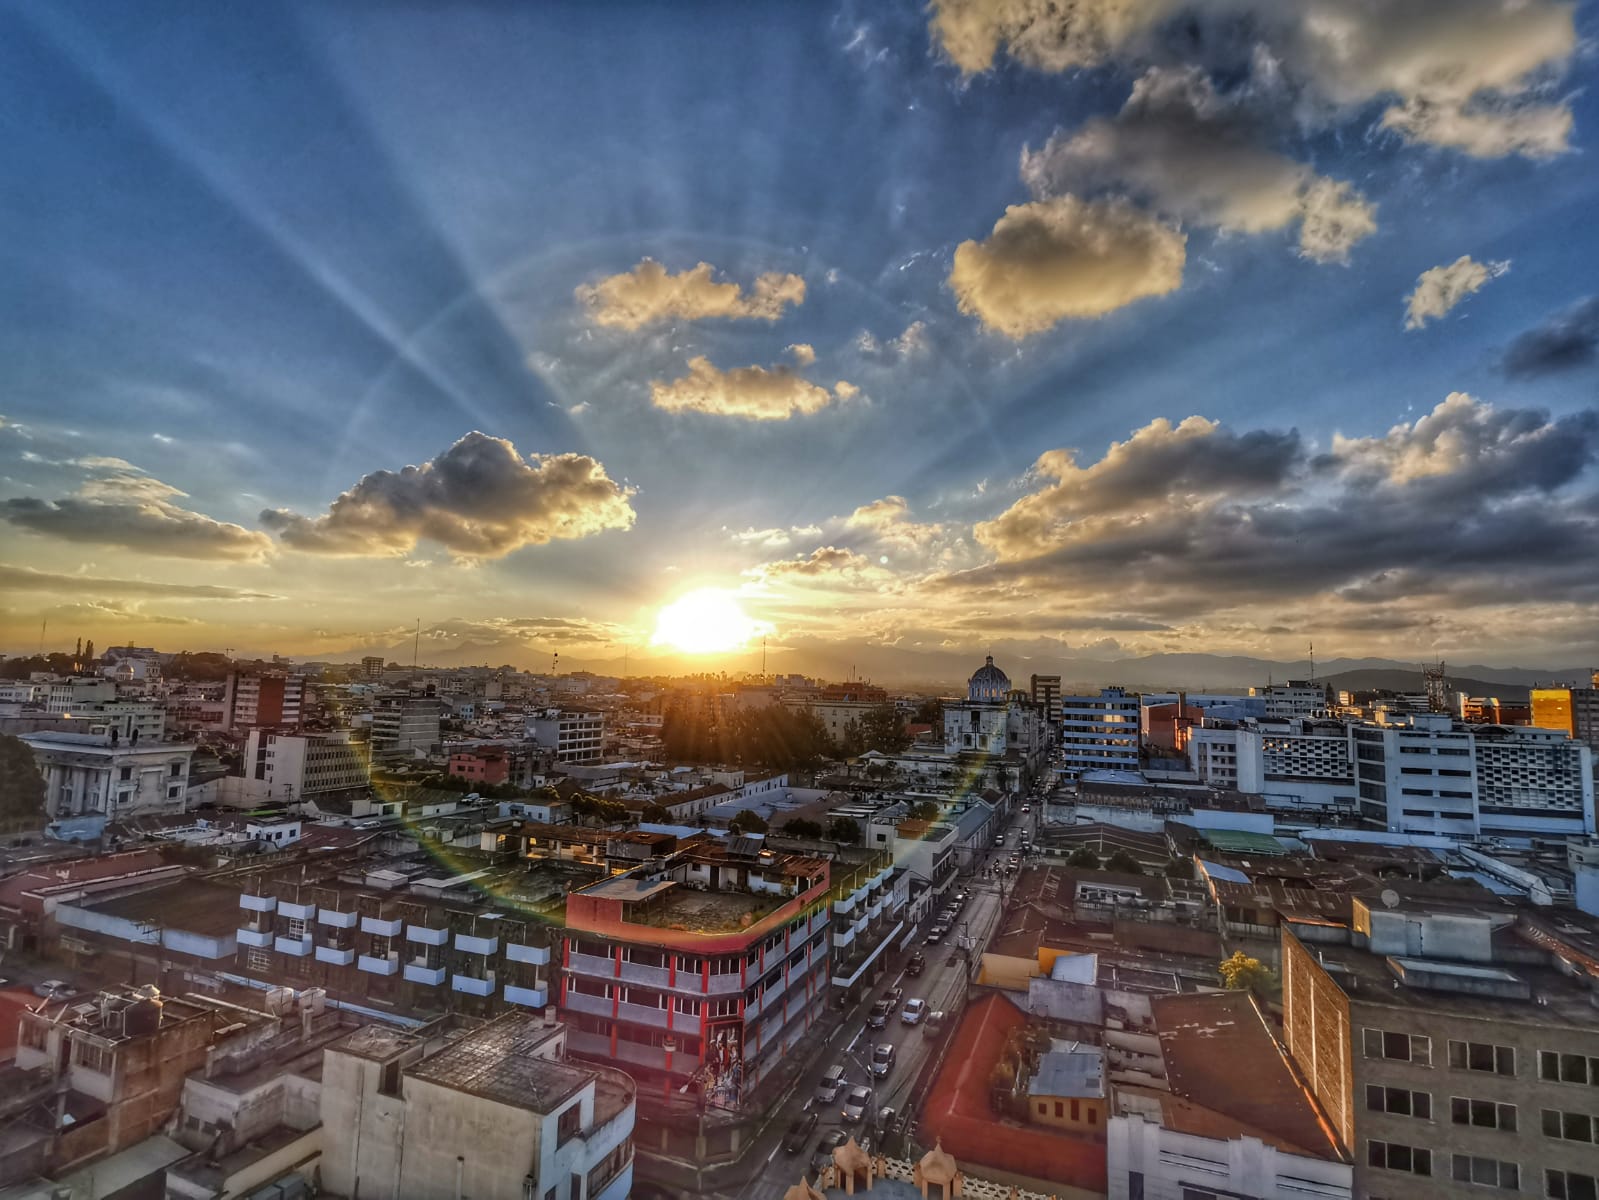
(812, 1129, 847, 1175)
(843, 1084, 874, 1122)
(32, 979, 71, 1000)
(905, 952, 926, 977)
(867, 998, 893, 1029)
(870, 1043, 895, 1078)
(927, 925, 947, 943)
(1021, 804, 1030, 813)
(884, 985, 904, 1008)
(874, 1105, 897, 1133)
(782, 1111, 818, 1155)
(926, 1010, 947, 1032)
(816, 1064, 846, 1103)
(901, 998, 927, 1025)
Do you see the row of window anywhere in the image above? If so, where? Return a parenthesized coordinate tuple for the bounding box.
(1364, 1030, 1599, 1086)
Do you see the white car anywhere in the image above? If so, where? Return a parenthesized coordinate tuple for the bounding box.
(843, 1085, 874, 1122)
(901, 998, 927, 1025)
(870, 1044, 896, 1078)
(32, 979, 71, 1000)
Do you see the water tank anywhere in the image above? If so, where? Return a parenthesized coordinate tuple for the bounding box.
(299, 987, 327, 1015)
(124, 995, 163, 1036)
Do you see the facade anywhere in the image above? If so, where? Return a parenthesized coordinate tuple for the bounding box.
(558, 839, 831, 1109)
(1026, 1040, 1105, 1133)
(320, 1014, 635, 1200)
(1252, 682, 1327, 719)
(787, 698, 883, 747)
(21, 731, 194, 818)
(1060, 688, 1141, 777)
(371, 694, 443, 760)
(1531, 672, 1599, 750)
(360, 655, 386, 679)
(54, 699, 166, 743)
(41, 677, 118, 714)
(243, 730, 371, 802)
(1473, 723, 1594, 838)
(1353, 713, 1480, 837)
(527, 706, 605, 765)
(224, 671, 306, 732)
(1030, 673, 1063, 724)
(449, 746, 511, 785)
(1283, 903, 1599, 1200)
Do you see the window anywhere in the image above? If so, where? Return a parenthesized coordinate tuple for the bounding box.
(1364, 1028, 1431, 1065)
(1542, 1109, 1599, 1143)
(707, 997, 739, 1019)
(1547, 1169, 1599, 1200)
(1368, 1140, 1432, 1176)
(248, 948, 271, 972)
(19, 1022, 48, 1052)
(1453, 1156, 1519, 1190)
(1450, 1041, 1515, 1075)
(1368, 1085, 1432, 1119)
(285, 916, 308, 939)
(1452, 1097, 1517, 1131)
(71, 1039, 112, 1074)
(556, 1103, 582, 1146)
(1541, 1051, 1599, 1087)
(1070, 1099, 1080, 1121)
(1054, 1101, 1063, 1117)
(119, 766, 132, 781)
(170, 762, 182, 777)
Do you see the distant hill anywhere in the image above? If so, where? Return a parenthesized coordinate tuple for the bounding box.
(1320, 668, 1535, 701)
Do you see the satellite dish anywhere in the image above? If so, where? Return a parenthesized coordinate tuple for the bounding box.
(1380, 888, 1400, 909)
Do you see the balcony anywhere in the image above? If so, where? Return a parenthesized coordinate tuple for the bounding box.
(504, 984, 548, 1008)
(404, 962, 447, 986)
(360, 915, 403, 938)
(318, 909, 358, 929)
(834, 896, 857, 918)
(316, 945, 356, 966)
(406, 925, 449, 947)
(616, 1001, 669, 1028)
(668, 1008, 699, 1034)
(237, 927, 272, 948)
(618, 961, 670, 988)
(454, 932, 499, 956)
(358, 954, 399, 976)
(706, 972, 742, 995)
(274, 934, 314, 957)
(506, 942, 549, 966)
(834, 925, 856, 949)
(568, 950, 615, 977)
(452, 973, 496, 997)
(239, 893, 276, 913)
(563, 990, 612, 1018)
(279, 900, 316, 921)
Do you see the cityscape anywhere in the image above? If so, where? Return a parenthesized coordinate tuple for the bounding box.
(3, 3, 1599, 1200)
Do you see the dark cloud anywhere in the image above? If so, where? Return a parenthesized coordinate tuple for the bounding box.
(0, 564, 276, 600)
(1501, 296, 1599, 378)
(260, 432, 635, 559)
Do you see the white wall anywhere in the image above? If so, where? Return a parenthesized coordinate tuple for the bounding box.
(1108, 1113, 1351, 1200)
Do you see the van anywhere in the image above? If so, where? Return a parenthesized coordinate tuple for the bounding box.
(816, 1064, 846, 1103)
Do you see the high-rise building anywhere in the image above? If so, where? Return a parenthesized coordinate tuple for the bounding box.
(360, 655, 386, 680)
(1251, 681, 1327, 719)
(371, 694, 443, 760)
(223, 671, 305, 732)
(243, 729, 370, 802)
(1029, 673, 1062, 724)
(1531, 671, 1599, 751)
(526, 706, 604, 764)
(1352, 712, 1478, 837)
(1059, 687, 1141, 777)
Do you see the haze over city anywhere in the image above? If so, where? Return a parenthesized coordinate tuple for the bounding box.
(3, 0, 1598, 677)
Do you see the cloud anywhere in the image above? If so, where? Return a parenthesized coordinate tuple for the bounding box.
(1, 461, 272, 561)
(846, 495, 947, 555)
(787, 343, 817, 366)
(949, 196, 1185, 337)
(576, 259, 805, 329)
(1501, 296, 1599, 377)
(0, 564, 276, 600)
(1021, 68, 1376, 263)
(755, 546, 875, 578)
(856, 321, 930, 361)
(1380, 96, 1573, 160)
(928, 0, 1171, 75)
(649, 356, 854, 420)
(726, 524, 822, 549)
(42, 599, 199, 626)
(259, 432, 635, 558)
(1404, 256, 1510, 329)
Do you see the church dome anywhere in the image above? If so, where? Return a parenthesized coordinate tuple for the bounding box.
(967, 655, 1010, 702)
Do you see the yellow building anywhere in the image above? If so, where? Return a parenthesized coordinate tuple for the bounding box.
(1026, 1040, 1106, 1134)
(1531, 687, 1575, 735)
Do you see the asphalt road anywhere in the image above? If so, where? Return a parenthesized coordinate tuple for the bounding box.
(728, 802, 1040, 1200)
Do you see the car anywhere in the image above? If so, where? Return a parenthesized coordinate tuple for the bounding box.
(905, 952, 926, 977)
(867, 998, 893, 1029)
(32, 979, 71, 1000)
(842, 1084, 874, 1122)
(901, 998, 927, 1025)
(874, 1104, 897, 1132)
(782, 1111, 818, 1155)
(870, 1043, 895, 1077)
(1021, 804, 1030, 813)
(954, 889, 968, 903)
(816, 1064, 846, 1103)
(811, 1128, 847, 1175)
(884, 985, 904, 1008)
(927, 925, 947, 943)
(993, 835, 1005, 846)
(926, 1009, 947, 1032)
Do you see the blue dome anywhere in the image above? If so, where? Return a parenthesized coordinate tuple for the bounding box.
(967, 655, 1010, 701)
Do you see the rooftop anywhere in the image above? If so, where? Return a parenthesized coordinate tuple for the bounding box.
(81, 879, 248, 938)
(1028, 1040, 1103, 1099)
(408, 1013, 593, 1113)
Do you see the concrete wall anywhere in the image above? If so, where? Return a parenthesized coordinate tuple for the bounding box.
(1107, 1113, 1351, 1199)
(398, 1077, 544, 1200)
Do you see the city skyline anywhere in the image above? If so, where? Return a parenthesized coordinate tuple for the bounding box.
(4, 1, 1599, 672)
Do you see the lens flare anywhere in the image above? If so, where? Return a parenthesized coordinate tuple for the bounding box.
(651, 588, 767, 654)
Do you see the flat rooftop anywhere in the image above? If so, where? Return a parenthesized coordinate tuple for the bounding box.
(84, 879, 250, 938)
(626, 884, 785, 932)
(409, 1014, 592, 1113)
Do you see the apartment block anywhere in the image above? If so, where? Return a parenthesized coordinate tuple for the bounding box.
(224, 671, 305, 732)
(1251, 681, 1328, 719)
(371, 694, 443, 761)
(1531, 671, 1599, 752)
(1030, 674, 1063, 724)
(1283, 900, 1599, 1200)
(527, 706, 604, 765)
(1059, 687, 1141, 777)
(1474, 723, 1595, 838)
(22, 731, 194, 819)
(243, 729, 371, 803)
(1353, 713, 1480, 837)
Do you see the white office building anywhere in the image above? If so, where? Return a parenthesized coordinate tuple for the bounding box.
(1060, 687, 1141, 777)
(21, 731, 195, 818)
(243, 730, 371, 803)
(1472, 722, 1594, 838)
(526, 706, 605, 764)
(1249, 681, 1326, 719)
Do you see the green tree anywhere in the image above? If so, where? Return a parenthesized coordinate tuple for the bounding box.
(0, 735, 47, 823)
(639, 802, 672, 823)
(729, 809, 769, 834)
(1066, 846, 1102, 869)
(1218, 951, 1275, 992)
(912, 697, 944, 725)
(1104, 850, 1144, 875)
(835, 718, 867, 758)
(908, 800, 942, 822)
(781, 818, 824, 839)
(825, 815, 862, 844)
(860, 704, 910, 754)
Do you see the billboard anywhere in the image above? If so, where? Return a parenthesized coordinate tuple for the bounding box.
(702, 1017, 744, 1109)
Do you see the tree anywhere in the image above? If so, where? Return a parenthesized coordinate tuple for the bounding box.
(1066, 846, 1102, 869)
(781, 818, 824, 839)
(1104, 850, 1144, 875)
(826, 815, 862, 844)
(729, 809, 769, 834)
(82, 639, 95, 672)
(908, 800, 941, 822)
(0, 735, 47, 824)
(860, 704, 910, 754)
(912, 697, 944, 725)
(1164, 857, 1194, 879)
(639, 802, 672, 824)
(1218, 951, 1275, 992)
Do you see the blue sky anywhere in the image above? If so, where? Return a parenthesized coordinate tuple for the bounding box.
(2, 0, 1597, 677)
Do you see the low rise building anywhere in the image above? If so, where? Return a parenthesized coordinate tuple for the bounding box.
(22, 731, 194, 820)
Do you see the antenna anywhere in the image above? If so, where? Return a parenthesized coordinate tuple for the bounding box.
(412, 619, 420, 670)
(39, 618, 46, 656)
(762, 637, 767, 679)
(1309, 641, 1315, 684)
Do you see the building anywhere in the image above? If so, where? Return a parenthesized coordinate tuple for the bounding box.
(1251, 681, 1328, 719)
(1352, 712, 1480, 838)
(558, 837, 831, 1109)
(1473, 722, 1595, 839)
(1030, 674, 1062, 724)
(371, 693, 443, 761)
(1531, 671, 1599, 750)
(319, 1013, 635, 1200)
(361, 655, 386, 679)
(786, 697, 885, 747)
(1026, 1040, 1105, 1134)
(21, 731, 194, 819)
(527, 706, 604, 765)
(449, 746, 511, 786)
(40, 676, 118, 714)
(224, 671, 306, 732)
(1059, 687, 1141, 777)
(1282, 899, 1599, 1200)
(242, 730, 371, 804)
(50, 698, 167, 743)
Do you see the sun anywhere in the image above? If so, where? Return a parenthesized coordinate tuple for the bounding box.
(651, 588, 768, 654)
